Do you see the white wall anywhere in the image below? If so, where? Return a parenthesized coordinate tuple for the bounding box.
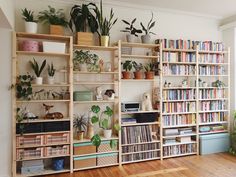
(0, 0, 14, 28)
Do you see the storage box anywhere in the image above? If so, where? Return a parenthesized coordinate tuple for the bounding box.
(17, 148, 44, 160)
(45, 145, 70, 157)
(16, 123, 43, 134)
(73, 142, 96, 155)
(135, 113, 157, 123)
(97, 152, 118, 166)
(21, 165, 44, 175)
(74, 155, 96, 169)
(73, 91, 93, 101)
(16, 135, 43, 147)
(43, 121, 70, 132)
(97, 140, 118, 153)
(44, 133, 70, 145)
(200, 133, 230, 155)
(42, 41, 66, 53)
(77, 32, 94, 46)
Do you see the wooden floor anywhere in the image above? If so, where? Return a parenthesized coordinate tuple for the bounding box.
(45, 153, 236, 177)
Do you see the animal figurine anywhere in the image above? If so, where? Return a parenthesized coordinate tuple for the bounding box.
(104, 89, 115, 100)
(141, 92, 153, 111)
(43, 103, 63, 119)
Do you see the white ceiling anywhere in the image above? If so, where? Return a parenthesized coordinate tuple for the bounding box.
(110, 0, 236, 19)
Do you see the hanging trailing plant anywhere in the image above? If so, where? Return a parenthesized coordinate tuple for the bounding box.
(16, 74, 34, 100)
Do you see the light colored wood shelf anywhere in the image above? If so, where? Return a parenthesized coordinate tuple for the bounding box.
(121, 110, 160, 114)
(16, 154, 70, 161)
(122, 157, 160, 164)
(162, 48, 196, 52)
(121, 54, 158, 59)
(163, 141, 197, 147)
(162, 124, 197, 128)
(162, 112, 196, 115)
(118, 42, 160, 48)
(162, 99, 196, 102)
(121, 140, 160, 147)
(73, 151, 119, 158)
(199, 75, 228, 77)
(198, 98, 228, 101)
(74, 71, 119, 74)
(199, 130, 228, 135)
(198, 62, 228, 65)
(73, 135, 119, 144)
(163, 87, 196, 90)
(73, 44, 118, 51)
(16, 142, 70, 149)
(199, 87, 228, 89)
(73, 163, 119, 171)
(19, 118, 70, 123)
(163, 133, 197, 139)
(16, 169, 70, 177)
(198, 110, 228, 113)
(121, 79, 156, 82)
(198, 50, 227, 54)
(31, 84, 70, 87)
(74, 100, 117, 104)
(162, 61, 196, 65)
(121, 121, 159, 127)
(16, 51, 70, 57)
(16, 32, 71, 41)
(16, 99, 70, 103)
(122, 149, 160, 155)
(16, 131, 70, 136)
(74, 81, 117, 85)
(199, 121, 228, 125)
(162, 74, 196, 77)
(163, 152, 197, 159)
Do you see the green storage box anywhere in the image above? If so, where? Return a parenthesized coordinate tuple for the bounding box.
(199, 133, 229, 155)
(73, 91, 93, 101)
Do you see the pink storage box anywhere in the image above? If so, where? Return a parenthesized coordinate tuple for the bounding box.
(21, 40, 39, 52)
(16, 135, 44, 147)
(44, 145, 70, 157)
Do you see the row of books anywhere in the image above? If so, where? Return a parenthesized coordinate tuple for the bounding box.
(163, 89, 196, 100)
(122, 142, 159, 153)
(198, 41, 224, 51)
(163, 144, 197, 157)
(162, 102, 196, 113)
(122, 151, 160, 162)
(200, 100, 226, 111)
(121, 125, 153, 145)
(163, 128, 193, 136)
(162, 52, 196, 63)
(199, 112, 226, 123)
(163, 64, 196, 75)
(162, 114, 196, 127)
(199, 54, 224, 63)
(199, 66, 226, 75)
(199, 88, 226, 99)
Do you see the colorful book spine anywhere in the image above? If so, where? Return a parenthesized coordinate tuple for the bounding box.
(162, 102, 196, 113)
(163, 64, 196, 75)
(199, 66, 225, 75)
(199, 112, 225, 123)
(199, 54, 224, 63)
(163, 89, 195, 100)
(200, 100, 226, 111)
(199, 88, 226, 99)
(162, 114, 196, 126)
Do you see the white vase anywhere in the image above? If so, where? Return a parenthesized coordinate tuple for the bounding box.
(47, 76, 54, 85)
(141, 34, 151, 44)
(126, 34, 135, 43)
(25, 22, 37, 34)
(35, 77, 43, 85)
(103, 129, 112, 139)
(100, 36, 109, 47)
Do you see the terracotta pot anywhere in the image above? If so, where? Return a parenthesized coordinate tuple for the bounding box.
(77, 131, 84, 140)
(122, 71, 132, 79)
(50, 25, 64, 35)
(145, 71, 154, 79)
(77, 32, 93, 45)
(134, 71, 143, 79)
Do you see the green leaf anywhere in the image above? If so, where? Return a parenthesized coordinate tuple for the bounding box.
(91, 116, 99, 124)
(91, 105, 100, 114)
(114, 123, 121, 131)
(91, 134, 101, 147)
(101, 119, 108, 129)
(110, 140, 117, 149)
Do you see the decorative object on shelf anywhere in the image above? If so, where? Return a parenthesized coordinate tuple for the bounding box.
(168, 82, 171, 87)
(86, 120, 94, 139)
(141, 92, 153, 111)
(29, 58, 46, 85)
(132, 61, 143, 79)
(69, 3, 98, 45)
(38, 6, 68, 35)
(16, 74, 33, 100)
(21, 40, 39, 52)
(73, 91, 93, 101)
(105, 62, 112, 72)
(202, 81, 208, 87)
(25, 111, 38, 119)
(96, 86, 103, 101)
(94, 0, 118, 47)
(121, 18, 142, 43)
(212, 80, 225, 88)
(42, 41, 66, 53)
(144, 62, 155, 79)
(47, 62, 56, 85)
(52, 158, 64, 171)
(73, 114, 88, 140)
(140, 12, 156, 43)
(21, 8, 38, 33)
(196, 78, 202, 87)
(164, 81, 168, 87)
(122, 60, 133, 79)
(99, 59, 104, 72)
(43, 103, 64, 119)
(104, 89, 115, 100)
(182, 79, 188, 87)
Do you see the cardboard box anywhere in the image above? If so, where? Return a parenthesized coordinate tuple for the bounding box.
(74, 155, 96, 169)
(97, 152, 118, 166)
(73, 142, 96, 155)
(42, 41, 66, 54)
(98, 140, 118, 153)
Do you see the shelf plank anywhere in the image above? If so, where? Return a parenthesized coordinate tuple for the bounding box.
(16, 32, 71, 41)
(73, 163, 119, 171)
(198, 98, 228, 101)
(199, 130, 228, 135)
(198, 110, 229, 113)
(121, 121, 159, 127)
(162, 48, 196, 52)
(121, 140, 160, 147)
(122, 149, 160, 155)
(121, 110, 160, 114)
(199, 87, 228, 89)
(16, 100, 70, 103)
(121, 79, 156, 82)
(18, 118, 70, 123)
(31, 84, 70, 87)
(16, 131, 70, 136)
(163, 133, 197, 139)
(16, 154, 70, 161)
(163, 141, 197, 147)
(163, 124, 197, 128)
(16, 142, 70, 149)
(162, 99, 196, 102)
(198, 50, 227, 54)
(16, 51, 70, 57)
(162, 75, 196, 77)
(119, 42, 160, 48)
(74, 82, 117, 85)
(162, 112, 196, 115)
(16, 169, 70, 177)
(199, 75, 228, 77)
(73, 135, 119, 144)
(198, 62, 228, 65)
(199, 121, 228, 125)
(122, 157, 160, 164)
(74, 100, 117, 104)
(74, 44, 118, 51)
(163, 87, 196, 90)
(73, 150, 119, 158)
(163, 152, 197, 159)
(121, 54, 158, 59)
(162, 61, 196, 65)
(74, 71, 119, 74)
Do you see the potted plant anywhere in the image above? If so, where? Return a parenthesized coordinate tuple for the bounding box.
(122, 60, 133, 79)
(229, 111, 236, 155)
(29, 58, 46, 85)
(140, 12, 156, 43)
(47, 62, 56, 85)
(94, 0, 118, 47)
(21, 8, 38, 33)
(69, 3, 98, 45)
(121, 18, 142, 43)
(132, 61, 143, 79)
(16, 74, 34, 100)
(38, 6, 68, 35)
(144, 62, 155, 79)
(73, 114, 88, 140)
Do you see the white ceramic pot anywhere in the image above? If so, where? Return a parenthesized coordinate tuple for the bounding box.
(126, 34, 135, 43)
(141, 34, 151, 44)
(25, 22, 37, 34)
(47, 76, 54, 85)
(103, 129, 112, 139)
(35, 77, 43, 85)
(100, 36, 109, 47)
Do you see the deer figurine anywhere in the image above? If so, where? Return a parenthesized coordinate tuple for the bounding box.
(43, 103, 63, 119)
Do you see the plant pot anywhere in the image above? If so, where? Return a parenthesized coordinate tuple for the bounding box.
(50, 25, 64, 36)
(134, 71, 143, 79)
(77, 32, 94, 45)
(52, 158, 64, 171)
(25, 22, 37, 33)
(47, 76, 54, 85)
(87, 123, 94, 139)
(141, 34, 151, 44)
(35, 77, 43, 85)
(126, 34, 135, 43)
(79, 63, 88, 72)
(122, 71, 132, 79)
(100, 35, 109, 47)
(145, 71, 154, 79)
(77, 131, 84, 140)
(103, 129, 112, 139)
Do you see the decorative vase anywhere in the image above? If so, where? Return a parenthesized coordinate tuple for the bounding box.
(52, 158, 64, 171)
(35, 77, 43, 85)
(100, 35, 109, 47)
(134, 71, 143, 79)
(122, 71, 132, 79)
(141, 34, 151, 44)
(103, 129, 112, 139)
(126, 34, 135, 43)
(87, 123, 94, 139)
(25, 22, 37, 33)
(77, 131, 84, 140)
(145, 71, 154, 79)
(50, 25, 64, 36)
(47, 76, 54, 85)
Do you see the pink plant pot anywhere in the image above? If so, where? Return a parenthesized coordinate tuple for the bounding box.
(21, 40, 39, 52)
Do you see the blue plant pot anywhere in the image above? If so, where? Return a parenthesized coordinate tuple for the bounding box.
(52, 158, 64, 171)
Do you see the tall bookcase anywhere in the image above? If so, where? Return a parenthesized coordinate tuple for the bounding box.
(12, 32, 73, 177)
